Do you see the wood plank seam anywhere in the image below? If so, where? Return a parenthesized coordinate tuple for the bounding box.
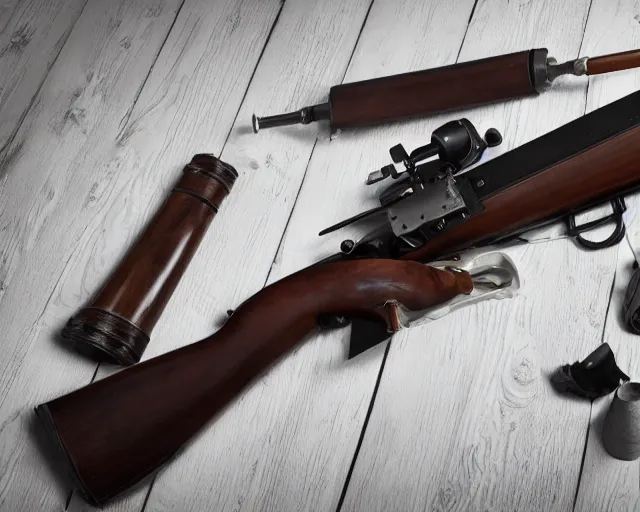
(131, 0, 386, 507)
(54, 1, 288, 510)
(576, 0, 595, 128)
(231, 0, 378, 290)
(337, 0, 377, 85)
(137, 483, 154, 512)
(334, 1, 603, 509)
(0, 0, 89, 161)
(115, 0, 188, 142)
(336, 341, 392, 512)
(454, 0, 479, 62)
(264, 138, 319, 279)
(38, 0, 374, 508)
(332, 3, 482, 506)
(567, 0, 614, 502)
(82, 0, 289, 392)
(0, 0, 254, 508)
(130, 1, 386, 508)
(218, 0, 287, 152)
(5, 0, 187, 384)
(572, 251, 617, 510)
(572, 230, 624, 510)
(572, 405, 592, 510)
(476, 15, 609, 504)
(64, 490, 73, 510)
(60, 1, 289, 510)
(258, 0, 376, 284)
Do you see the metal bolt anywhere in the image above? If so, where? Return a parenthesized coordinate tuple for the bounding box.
(340, 239, 355, 253)
(476, 179, 485, 187)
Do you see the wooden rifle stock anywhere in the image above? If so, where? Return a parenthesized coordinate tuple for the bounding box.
(36, 260, 471, 505)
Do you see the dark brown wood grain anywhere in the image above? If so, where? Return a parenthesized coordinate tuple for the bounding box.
(329, 50, 535, 128)
(588, 49, 640, 75)
(403, 125, 640, 262)
(91, 192, 215, 331)
(61, 155, 237, 365)
(37, 260, 472, 506)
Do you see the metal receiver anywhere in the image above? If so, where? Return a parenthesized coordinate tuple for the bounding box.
(319, 118, 502, 242)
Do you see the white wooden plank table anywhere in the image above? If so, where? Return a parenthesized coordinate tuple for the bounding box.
(1, 0, 640, 510)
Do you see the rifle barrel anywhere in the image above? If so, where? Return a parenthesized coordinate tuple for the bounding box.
(588, 49, 640, 75)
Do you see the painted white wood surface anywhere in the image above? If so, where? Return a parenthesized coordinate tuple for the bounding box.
(51, 0, 374, 510)
(571, 1, 640, 510)
(129, 0, 378, 510)
(2, 0, 640, 510)
(339, 0, 626, 510)
(168, 1, 490, 510)
(0, 0, 289, 509)
(0, 0, 87, 158)
(572, 241, 640, 512)
(257, 1, 481, 511)
(0, 0, 190, 509)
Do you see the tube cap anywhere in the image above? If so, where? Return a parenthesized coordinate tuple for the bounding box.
(185, 154, 238, 192)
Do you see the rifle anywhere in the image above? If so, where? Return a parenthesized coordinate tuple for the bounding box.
(252, 48, 640, 132)
(36, 89, 640, 505)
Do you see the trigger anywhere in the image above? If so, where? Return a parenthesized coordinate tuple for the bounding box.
(348, 317, 393, 359)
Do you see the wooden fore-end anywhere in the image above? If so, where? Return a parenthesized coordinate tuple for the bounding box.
(401, 95, 640, 263)
(36, 260, 471, 506)
(61, 154, 238, 366)
(588, 49, 640, 75)
(329, 50, 536, 129)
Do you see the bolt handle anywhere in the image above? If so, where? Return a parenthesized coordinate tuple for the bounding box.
(429, 118, 502, 170)
(367, 119, 502, 186)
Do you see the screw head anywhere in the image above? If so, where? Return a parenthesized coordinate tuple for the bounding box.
(340, 239, 355, 253)
(335, 316, 347, 325)
(476, 179, 485, 187)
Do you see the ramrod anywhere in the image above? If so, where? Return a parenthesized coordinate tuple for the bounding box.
(36, 89, 640, 505)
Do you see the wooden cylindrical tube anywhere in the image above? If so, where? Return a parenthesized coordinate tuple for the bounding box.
(61, 154, 237, 366)
(329, 50, 537, 129)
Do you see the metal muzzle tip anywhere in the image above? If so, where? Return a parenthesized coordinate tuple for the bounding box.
(251, 103, 330, 133)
